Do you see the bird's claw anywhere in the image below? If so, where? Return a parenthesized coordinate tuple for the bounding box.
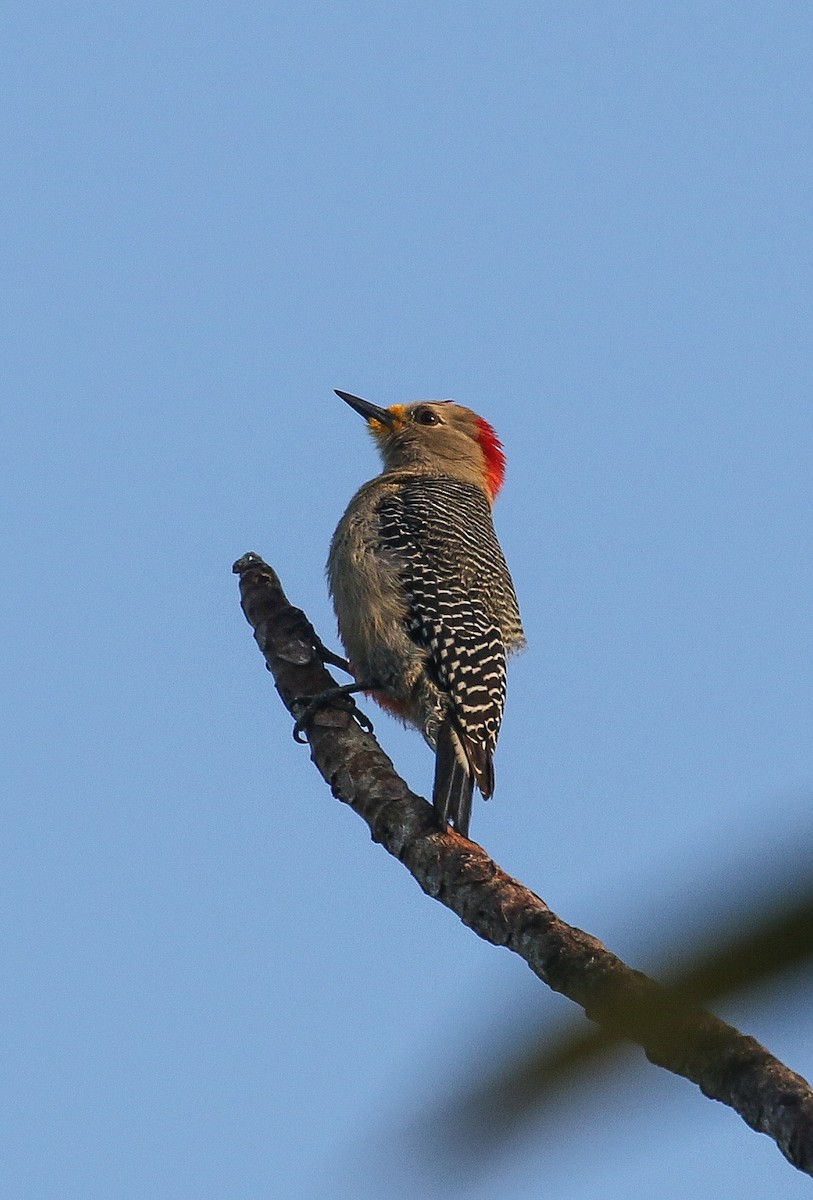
(291, 684, 374, 743)
(292, 711, 312, 743)
(354, 708, 375, 735)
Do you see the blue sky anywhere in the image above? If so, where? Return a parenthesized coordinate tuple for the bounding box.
(3, 3, 812, 1197)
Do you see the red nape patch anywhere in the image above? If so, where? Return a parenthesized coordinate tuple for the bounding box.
(474, 416, 506, 499)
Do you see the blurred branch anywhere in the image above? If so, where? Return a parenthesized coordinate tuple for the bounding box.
(458, 887, 813, 1146)
(233, 552, 813, 1178)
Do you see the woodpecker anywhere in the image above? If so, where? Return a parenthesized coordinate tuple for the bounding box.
(327, 389, 525, 839)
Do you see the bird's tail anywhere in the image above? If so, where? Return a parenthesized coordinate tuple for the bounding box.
(433, 720, 477, 838)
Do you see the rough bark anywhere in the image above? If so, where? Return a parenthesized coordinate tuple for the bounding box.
(233, 551, 813, 1176)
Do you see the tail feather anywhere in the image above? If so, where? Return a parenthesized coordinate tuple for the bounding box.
(433, 721, 475, 838)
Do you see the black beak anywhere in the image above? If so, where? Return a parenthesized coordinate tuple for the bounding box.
(335, 389, 396, 428)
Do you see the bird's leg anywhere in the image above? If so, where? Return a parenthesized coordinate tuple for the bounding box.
(292, 682, 376, 743)
(310, 634, 353, 674)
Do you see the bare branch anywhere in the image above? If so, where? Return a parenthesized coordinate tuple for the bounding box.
(233, 552, 813, 1177)
(455, 883, 813, 1151)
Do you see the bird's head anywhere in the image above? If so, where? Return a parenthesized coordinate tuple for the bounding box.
(335, 389, 506, 502)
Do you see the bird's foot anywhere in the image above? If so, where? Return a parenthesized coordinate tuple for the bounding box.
(292, 682, 375, 743)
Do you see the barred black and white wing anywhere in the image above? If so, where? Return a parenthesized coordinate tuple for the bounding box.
(376, 476, 524, 832)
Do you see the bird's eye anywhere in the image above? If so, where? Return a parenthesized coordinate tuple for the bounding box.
(414, 408, 441, 426)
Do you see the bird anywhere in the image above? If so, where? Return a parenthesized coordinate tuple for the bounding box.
(326, 389, 525, 839)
